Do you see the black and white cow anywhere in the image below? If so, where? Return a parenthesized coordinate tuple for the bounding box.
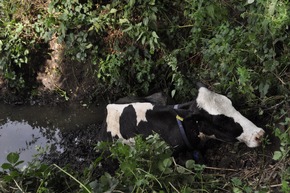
(100, 102, 201, 152)
(99, 84, 265, 153)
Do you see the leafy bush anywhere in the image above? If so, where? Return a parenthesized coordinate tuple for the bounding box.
(1, 0, 289, 104)
(0, 152, 77, 192)
(1, 133, 288, 192)
(49, 0, 289, 105)
(0, 135, 209, 192)
(272, 115, 290, 192)
(95, 134, 207, 192)
(0, 0, 49, 92)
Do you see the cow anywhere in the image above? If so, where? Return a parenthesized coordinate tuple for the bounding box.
(115, 92, 168, 105)
(99, 84, 265, 156)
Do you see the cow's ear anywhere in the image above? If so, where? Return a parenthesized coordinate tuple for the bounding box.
(189, 101, 200, 114)
(196, 82, 206, 89)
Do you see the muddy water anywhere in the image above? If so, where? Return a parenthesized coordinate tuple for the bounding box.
(0, 103, 105, 167)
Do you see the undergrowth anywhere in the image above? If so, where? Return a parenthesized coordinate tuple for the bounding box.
(1, 131, 289, 192)
(0, 0, 289, 104)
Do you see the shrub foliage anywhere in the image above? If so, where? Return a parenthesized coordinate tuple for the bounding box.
(0, 0, 289, 103)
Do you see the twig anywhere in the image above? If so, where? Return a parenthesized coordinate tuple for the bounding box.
(13, 179, 25, 193)
(177, 24, 194, 28)
(273, 72, 286, 85)
(263, 100, 285, 111)
(169, 182, 180, 193)
(270, 184, 282, 188)
(204, 166, 239, 172)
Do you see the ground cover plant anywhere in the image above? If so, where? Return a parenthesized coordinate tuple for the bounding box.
(0, 131, 289, 193)
(0, 0, 289, 192)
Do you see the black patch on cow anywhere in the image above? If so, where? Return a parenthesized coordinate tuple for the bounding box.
(119, 105, 154, 139)
(116, 92, 167, 105)
(146, 107, 201, 151)
(117, 105, 201, 151)
(183, 100, 244, 142)
(197, 109, 243, 142)
(98, 112, 116, 142)
(141, 106, 184, 148)
(119, 105, 137, 139)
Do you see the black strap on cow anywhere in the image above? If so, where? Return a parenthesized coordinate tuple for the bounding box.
(174, 104, 194, 149)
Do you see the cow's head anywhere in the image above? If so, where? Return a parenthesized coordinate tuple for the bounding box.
(191, 84, 265, 148)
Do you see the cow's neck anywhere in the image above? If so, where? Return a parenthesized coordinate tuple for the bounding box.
(174, 105, 196, 150)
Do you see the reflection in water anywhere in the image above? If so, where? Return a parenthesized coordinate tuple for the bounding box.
(0, 119, 62, 165)
(0, 103, 105, 167)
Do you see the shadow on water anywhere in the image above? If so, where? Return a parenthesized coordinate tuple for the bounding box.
(0, 103, 106, 168)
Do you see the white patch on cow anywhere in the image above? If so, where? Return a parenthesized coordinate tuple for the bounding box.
(105, 103, 154, 139)
(196, 87, 235, 116)
(133, 103, 154, 125)
(106, 104, 129, 138)
(196, 87, 265, 147)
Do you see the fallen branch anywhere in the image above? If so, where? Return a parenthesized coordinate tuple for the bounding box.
(204, 166, 239, 172)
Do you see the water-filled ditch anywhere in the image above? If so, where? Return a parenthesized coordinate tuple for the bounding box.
(0, 103, 105, 167)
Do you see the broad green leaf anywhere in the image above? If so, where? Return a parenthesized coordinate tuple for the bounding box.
(1, 163, 13, 170)
(14, 160, 24, 167)
(119, 18, 129, 24)
(152, 31, 159, 39)
(110, 8, 117, 14)
(162, 158, 172, 168)
(7, 152, 19, 164)
(171, 89, 176, 98)
(176, 166, 185, 174)
(233, 187, 243, 193)
(129, 0, 135, 7)
(3, 175, 13, 182)
(231, 177, 242, 186)
(185, 160, 196, 169)
(273, 151, 282, 160)
(143, 17, 149, 26)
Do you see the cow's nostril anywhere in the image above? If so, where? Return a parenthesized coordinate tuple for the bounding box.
(255, 130, 265, 142)
(255, 135, 262, 142)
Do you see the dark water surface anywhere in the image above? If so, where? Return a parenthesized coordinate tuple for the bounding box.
(0, 103, 105, 167)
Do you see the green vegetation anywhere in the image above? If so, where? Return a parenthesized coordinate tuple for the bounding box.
(1, 133, 288, 192)
(0, 0, 289, 192)
(1, 0, 289, 102)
